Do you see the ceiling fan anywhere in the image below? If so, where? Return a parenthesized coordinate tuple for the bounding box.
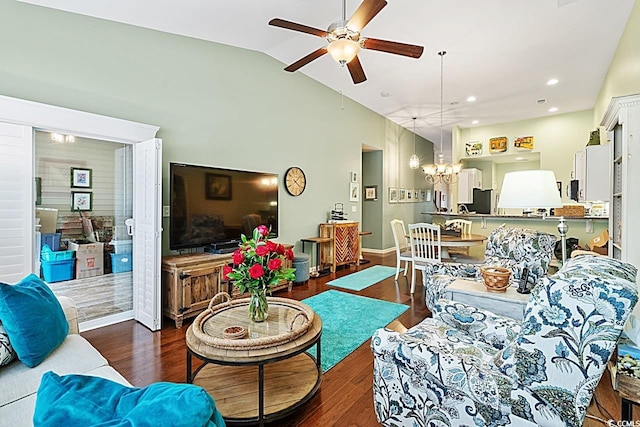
(269, 0, 424, 84)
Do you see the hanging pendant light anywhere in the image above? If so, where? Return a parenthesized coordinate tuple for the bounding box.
(409, 116, 420, 169)
(422, 51, 462, 184)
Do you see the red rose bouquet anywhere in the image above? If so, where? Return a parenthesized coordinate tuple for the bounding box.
(223, 225, 295, 321)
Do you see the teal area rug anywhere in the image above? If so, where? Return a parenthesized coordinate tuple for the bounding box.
(302, 289, 408, 372)
(326, 265, 399, 291)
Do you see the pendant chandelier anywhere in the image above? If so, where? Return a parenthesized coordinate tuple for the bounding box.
(409, 116, 420, 169)
(422, 51, 462, 184)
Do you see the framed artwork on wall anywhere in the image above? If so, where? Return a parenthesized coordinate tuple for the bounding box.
(413, 189, 419, 201)
(71, 191, 92, 211)
(389, 187, 398, 203)
(399, 189, 407, 202)
(205, 173, 232, 200)
(70, 167, 92, 188)
(349, 182, 359, 202)
(364, 185, 377, 201)
(514, 135, 534, 151)
(489, 137, 508, 153)
(465, 141, 483, 156)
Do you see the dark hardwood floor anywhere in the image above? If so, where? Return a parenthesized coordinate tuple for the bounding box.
(82, 253, 632, 426)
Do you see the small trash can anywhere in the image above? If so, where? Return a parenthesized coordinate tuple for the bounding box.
(292, 253, 310, 284)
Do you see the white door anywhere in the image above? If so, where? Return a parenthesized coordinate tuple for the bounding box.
(133, 138, 162, 330)
(0, 122, 34, 283)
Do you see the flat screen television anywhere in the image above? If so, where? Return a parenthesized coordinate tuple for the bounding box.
(170, 163, 278, 250)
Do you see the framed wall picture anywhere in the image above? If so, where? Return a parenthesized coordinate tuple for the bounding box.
(349, 182, 359, 201)
(413, 189, 419, 202)
(465, 141, 483, 156)
(389, 187, 398, 204)
(205, 173, 232, 200)
(514, 135, 534, 151)
(399, 189, 407, 202)
(419, 189, 427, 202)
(489, 137, 508, 153)
(364, 185, 377, 201)
(71, 191, 92, 211)
(350, 171, 358, 182)
(70, 167, 92, 188)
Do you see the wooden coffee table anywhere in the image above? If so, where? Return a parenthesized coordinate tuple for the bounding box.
(185, 296, 322, 426)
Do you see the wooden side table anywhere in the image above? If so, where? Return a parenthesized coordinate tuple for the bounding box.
(443, 278, 530, 320)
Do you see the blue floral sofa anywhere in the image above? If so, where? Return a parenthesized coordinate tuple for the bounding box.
(371, 255, 638, 426)
(423, 225, 556, 310)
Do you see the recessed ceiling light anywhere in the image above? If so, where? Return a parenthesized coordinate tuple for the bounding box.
(549, 107, 559, 112)
(547, 78, 559, 86)
(380, 92, 390, 97)
(537, 98, 547, 104)
(466, 96, 476, 102)
(471, 120, 479, 125)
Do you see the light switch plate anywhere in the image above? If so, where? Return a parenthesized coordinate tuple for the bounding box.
(163, 206, 170, 217)
(351, 206, 357, 212)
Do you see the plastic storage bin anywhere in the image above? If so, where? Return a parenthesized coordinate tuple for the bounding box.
(41, 245, 74, 262)
(109, 240, 133, 254)
(41, 259, 75, 283)
(41, 233, 61, 252)
(110, 253, 133, 273)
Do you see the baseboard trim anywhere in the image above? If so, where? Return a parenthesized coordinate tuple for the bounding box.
(362, 247, 396, 255)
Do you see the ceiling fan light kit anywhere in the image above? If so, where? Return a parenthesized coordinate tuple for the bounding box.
(269, 0, 423, 84)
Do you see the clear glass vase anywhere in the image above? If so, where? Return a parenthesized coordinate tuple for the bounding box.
(249, 291, 269, 322)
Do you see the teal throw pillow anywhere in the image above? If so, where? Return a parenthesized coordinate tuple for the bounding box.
(34, 371, 226, 427)
(0, 274, 68, 367)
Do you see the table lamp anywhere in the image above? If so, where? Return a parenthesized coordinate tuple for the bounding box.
(497, 170, 565, 291)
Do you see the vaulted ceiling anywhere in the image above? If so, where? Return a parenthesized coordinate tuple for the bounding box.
(19, 0, 635, 154)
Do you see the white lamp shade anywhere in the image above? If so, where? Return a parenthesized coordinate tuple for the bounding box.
(498, 170, 562, 209)
(327, 39, 360, 64)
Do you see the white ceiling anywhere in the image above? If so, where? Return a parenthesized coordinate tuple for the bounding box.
(19, 0, 634, 156)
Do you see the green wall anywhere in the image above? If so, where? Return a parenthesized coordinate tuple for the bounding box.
(362, 151, 383, 249)
(0, 1, 432, 253)
(453, 109, 594, 205)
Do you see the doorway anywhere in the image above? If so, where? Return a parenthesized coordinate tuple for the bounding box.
(34, 131, 134, 329)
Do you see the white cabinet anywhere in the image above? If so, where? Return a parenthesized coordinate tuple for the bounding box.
(457, 168, 482, 204)
(574, 145, 611, 202)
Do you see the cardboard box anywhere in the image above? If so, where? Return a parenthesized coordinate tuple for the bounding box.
(68, 242, 104, 278)
(589, 229, 609, 255)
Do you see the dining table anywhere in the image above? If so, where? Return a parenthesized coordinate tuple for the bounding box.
(407, 232, 488, 260)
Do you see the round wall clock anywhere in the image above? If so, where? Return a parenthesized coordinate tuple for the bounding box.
(284, 167, 306, 196)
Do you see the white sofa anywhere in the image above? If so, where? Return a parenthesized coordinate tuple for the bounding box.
(0, 296, 130, 427)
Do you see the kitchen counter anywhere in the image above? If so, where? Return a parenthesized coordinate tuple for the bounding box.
(423, 212, 608, 259)
(426, 212, 608, 221)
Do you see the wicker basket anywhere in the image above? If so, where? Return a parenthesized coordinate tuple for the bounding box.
(480, 266, 511, 292)
(554, 205, 585, 218)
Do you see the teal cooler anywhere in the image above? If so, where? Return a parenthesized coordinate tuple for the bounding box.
(41, 259, 75, 283)
(110, 253, 133, 273)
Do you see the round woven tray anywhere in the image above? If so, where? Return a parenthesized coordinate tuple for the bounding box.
(191, 292, 314, 350)
(480, 266, 511, 292)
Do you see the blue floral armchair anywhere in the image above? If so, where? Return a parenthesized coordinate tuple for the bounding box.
(372, 255, 638, 426)
(423, 225, 556, 310)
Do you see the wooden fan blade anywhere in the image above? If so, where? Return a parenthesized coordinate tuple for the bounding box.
(347, 56, 367, 84)
(347, 0, 387, 32)
(269, 18, 328, 38)
(284, 47, 328, 72)
(362, 37, 424, 58)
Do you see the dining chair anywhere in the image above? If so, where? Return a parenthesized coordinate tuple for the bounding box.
(444, 218, 472, 234)
(389, 219, 412, 282)
(407, 222, 441, 294)
(444, 219, 473, 257)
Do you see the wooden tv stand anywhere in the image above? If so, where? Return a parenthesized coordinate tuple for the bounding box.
(161, 246, 293, 328)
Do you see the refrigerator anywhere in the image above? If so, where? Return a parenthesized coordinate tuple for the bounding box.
(467, 188, 494, 214)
